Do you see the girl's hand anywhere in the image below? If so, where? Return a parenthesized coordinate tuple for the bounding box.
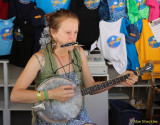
(121, 71, 138, 87)
(48, 85, 75, 102)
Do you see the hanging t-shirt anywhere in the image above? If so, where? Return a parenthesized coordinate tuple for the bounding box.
(33, 0, 71, 14)
(0, 0, 9, 19)
(30, 7, 45, 53)
(0, 17, 15, 56)
(99, 0, 110, 21)
(127, 0, 149, 24)
(97, 18, 127, 74)
(70, 0, 100, 50)
(135, 19, 160, 80)
(120, 18, 142, 71)
(8, 0, 35, 21)
(146, 0, 160, 22)
(106, 0, 128, 22)
(9, 17, 34, 68)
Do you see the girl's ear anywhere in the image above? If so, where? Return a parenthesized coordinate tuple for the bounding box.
(50, 29, 56, 37)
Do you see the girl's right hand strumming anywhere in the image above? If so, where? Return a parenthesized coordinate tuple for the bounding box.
(48, 85, 75, 102)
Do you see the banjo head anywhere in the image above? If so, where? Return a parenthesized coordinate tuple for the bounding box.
(33, 77, 83, 124)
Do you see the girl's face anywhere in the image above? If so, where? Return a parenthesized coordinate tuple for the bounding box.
(51, 18, 79, 51)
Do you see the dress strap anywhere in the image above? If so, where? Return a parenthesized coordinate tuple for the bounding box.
(34, 54, 44, 72)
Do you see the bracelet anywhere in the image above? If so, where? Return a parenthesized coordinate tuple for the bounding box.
(37, 91, 42, 102)
(44, 90, 48, 100)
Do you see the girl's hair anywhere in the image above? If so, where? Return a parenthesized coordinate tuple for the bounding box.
(45, 9, 80, 32)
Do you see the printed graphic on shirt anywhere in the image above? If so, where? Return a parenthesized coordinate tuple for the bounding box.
(148, 36, 160, 48)
(19, 0, 31, 4)
(51, 0, 67, 10)
(84, 0, 100, 10)
(107, 36, 121, 48)
(109, 1, 124, 12)
(136, 0, 146, 10)
(14, 27, 24, 42)
(1, 28, 13, 41)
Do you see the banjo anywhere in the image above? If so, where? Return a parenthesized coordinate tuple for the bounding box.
(33, 63, 154, 123)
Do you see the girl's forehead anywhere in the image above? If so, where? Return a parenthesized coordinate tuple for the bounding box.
(59, 18, 79, 30)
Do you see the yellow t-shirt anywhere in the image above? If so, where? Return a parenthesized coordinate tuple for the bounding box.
(135, 19, 160, 80)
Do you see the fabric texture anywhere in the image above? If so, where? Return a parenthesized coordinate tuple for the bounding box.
(33, 0, 71, 14)
(127, 0, 149, 24)
(15, 0, 35, 21)
(30, 7, 45, 53)
(135, 19, 160, 80)
(70, 0, 100, 50)
(30, 7, 45, 26)
(120, 18, 142, 44)
(106, 0, 128, 22)
(0, 0, 9, 19)
(125, 24, 140, 44)
(0, 17, 15, 56)
(99, 0, 110, 21)
(146, 0, 160, 22)
(97, 18, 127, 74)
(120, 18, 142, 71)
(9, 17, 34, 68)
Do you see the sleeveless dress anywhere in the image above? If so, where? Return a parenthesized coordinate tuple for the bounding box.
(34, 44, 93, 125)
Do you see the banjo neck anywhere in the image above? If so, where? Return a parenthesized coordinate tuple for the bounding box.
(81, 71, 138, 96)
(32, 63, 153, 123)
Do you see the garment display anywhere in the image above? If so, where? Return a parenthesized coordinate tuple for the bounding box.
(30, 7, 45, 53)
(70, 0, 100, 50)
(127, 0, 149, 24)
(135, 19, 160, 80)
(3, 0, 160, 76)
(0, 17, 15, 56)
(99, 0, 110, 21)
(146, 0, 160, 22)
(97, 18, 127, 74)
(9, 17, 34, 68)
(33, 0, 71, 14)
(8, 0, 35, 21)
(0, 0, 9, 19)
(120, 18, 142, 71)
(106, 0, 128, 22)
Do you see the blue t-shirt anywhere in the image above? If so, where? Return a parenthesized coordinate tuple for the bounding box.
(33, 0, 71, 14)
(99, 0, 110, 21)
(0, 17, 15, 56)
(106, 0, 128, 22)
(120, 18, 142, 70)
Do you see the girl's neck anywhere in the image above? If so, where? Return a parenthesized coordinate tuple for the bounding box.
(54, 47, 69, 57)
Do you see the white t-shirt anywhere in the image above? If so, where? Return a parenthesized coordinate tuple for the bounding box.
(97, 18, 127, 74)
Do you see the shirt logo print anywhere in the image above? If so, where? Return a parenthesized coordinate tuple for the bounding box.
(51, 0, 67, 10)
(84, 0, 100, 10)
(148, 36, 160, 48)
(109, 1, 124, 12)
(1, 28, 13, 41)
(136, 0, 146, 10)
(107, 36, 121, 48)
